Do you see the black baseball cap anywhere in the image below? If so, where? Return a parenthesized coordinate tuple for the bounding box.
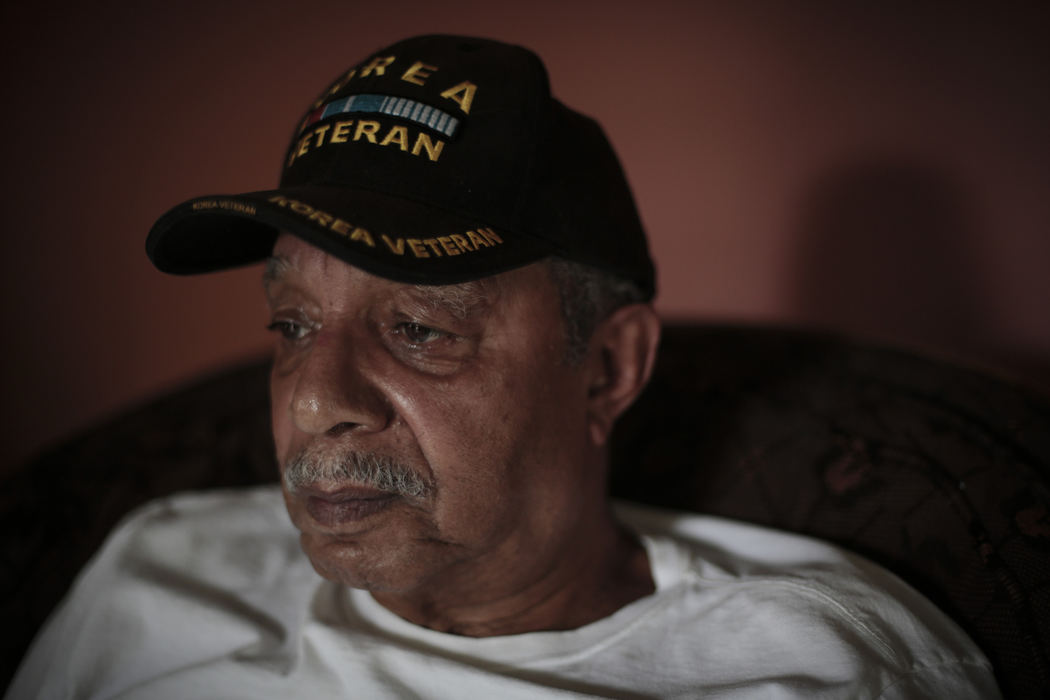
(146, 35, 656, 299)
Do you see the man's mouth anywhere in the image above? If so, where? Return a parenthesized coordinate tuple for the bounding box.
(301, 486, 398, 526)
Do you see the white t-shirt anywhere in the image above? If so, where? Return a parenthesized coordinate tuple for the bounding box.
(8, 486, 1000, 699)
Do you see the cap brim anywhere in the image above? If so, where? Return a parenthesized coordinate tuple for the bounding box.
(146, 185, 552, 285)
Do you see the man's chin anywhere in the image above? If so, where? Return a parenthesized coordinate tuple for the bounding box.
(299, 530, 428, 593)
(285, 493, 448, 592)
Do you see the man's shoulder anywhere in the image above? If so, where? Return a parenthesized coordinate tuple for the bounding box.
(616, 500, 961, 636)
(123, 484, 288, 530)
(121, 483, 289, 526)
(616, 500, 866, 575)
(614, 501, 1000, 698)
(90, 484, 303, 588)
(7, 486, 316, 700)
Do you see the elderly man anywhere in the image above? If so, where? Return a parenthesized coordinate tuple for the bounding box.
(10, 35, 998, 698)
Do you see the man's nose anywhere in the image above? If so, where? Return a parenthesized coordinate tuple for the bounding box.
(287, 329, 392, 437)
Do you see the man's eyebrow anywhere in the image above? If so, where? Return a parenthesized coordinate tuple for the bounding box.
(409, 280, 495, 320)
(262, 256, 292, 291)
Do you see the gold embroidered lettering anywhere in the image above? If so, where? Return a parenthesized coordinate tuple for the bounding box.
(308, 210, 332, 227)
(354, 121, 380, 143)
(382, 235, 406, 255)
(401, 61, 437, 85)
(465, 229, 489, 248)
(291, 121, 449, 165)
(440, 81, 477, 114)
(437, 236, 460, 256)
(330, 120, 353, 144)
(312, 124, 331, 147)
(380, 125, 410, 151)
(406, 238, 430, 258)
(411, 132, 445, 162)
(214, 200, 255, 215)
(450, 233, 473, 252)
(350, 227, 375, 247)
(479, 227, 503, 245)
(360, 55, 395, 77)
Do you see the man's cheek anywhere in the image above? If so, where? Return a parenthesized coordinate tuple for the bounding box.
(269, 384, 295, 462)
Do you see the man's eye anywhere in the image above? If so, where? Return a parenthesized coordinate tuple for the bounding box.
(396, 321, 444, 345)
(266, 320, 308, 341)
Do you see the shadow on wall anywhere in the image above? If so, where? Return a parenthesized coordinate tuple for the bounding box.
(788, 159, 1050, 393)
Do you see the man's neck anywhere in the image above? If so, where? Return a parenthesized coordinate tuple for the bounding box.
(370, 513, 655, 637)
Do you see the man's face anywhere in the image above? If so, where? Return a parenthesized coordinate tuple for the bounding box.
(266, 234, 603, 602)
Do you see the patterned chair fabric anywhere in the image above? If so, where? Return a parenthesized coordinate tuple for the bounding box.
(3, 324, 1049, 697)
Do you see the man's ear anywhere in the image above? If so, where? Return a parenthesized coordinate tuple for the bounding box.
(584, 304, 661, 446)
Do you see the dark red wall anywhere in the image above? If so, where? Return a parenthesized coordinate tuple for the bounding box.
(2, 1, 1048, 473)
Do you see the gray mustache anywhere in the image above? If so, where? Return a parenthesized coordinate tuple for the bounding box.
(284, 445, 433, 499)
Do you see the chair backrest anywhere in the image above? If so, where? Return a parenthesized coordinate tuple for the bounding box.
(4, 324, 1049, 696)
